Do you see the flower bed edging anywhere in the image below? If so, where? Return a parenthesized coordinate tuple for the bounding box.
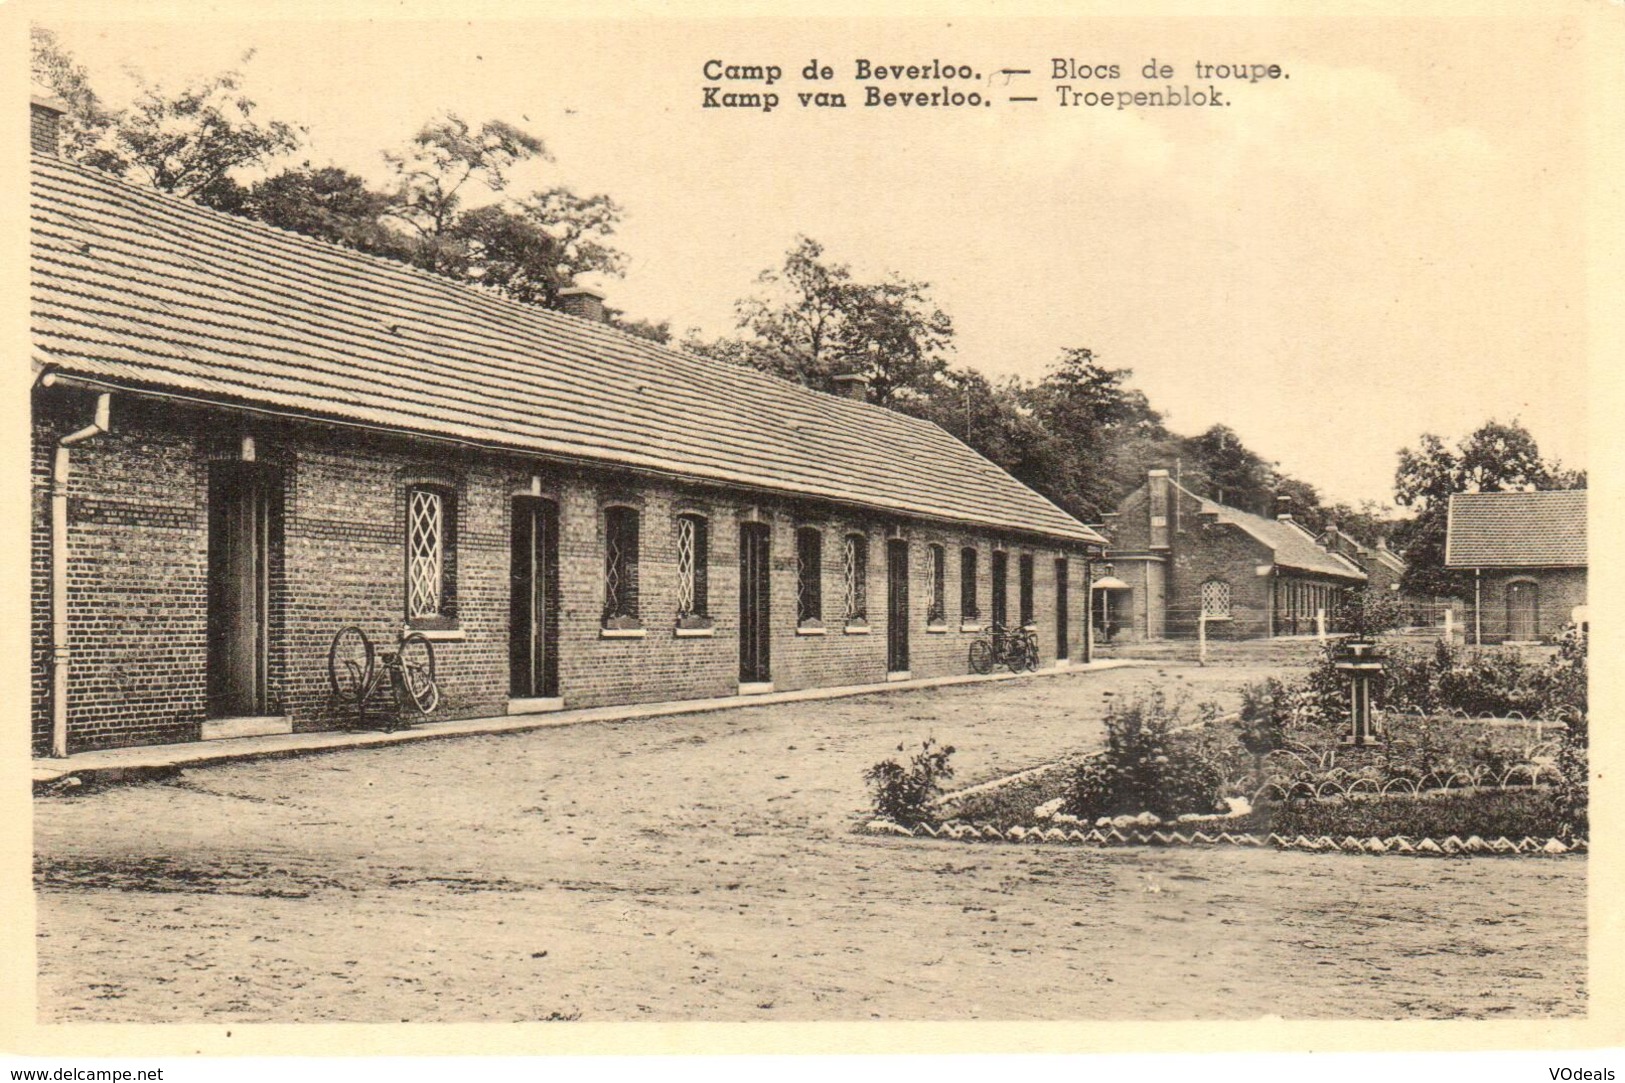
(860, 819, 1585, 856)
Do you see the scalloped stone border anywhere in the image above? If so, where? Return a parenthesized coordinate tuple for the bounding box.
(860, 820, 1586, 855)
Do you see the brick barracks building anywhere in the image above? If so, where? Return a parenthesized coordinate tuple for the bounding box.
(1095, 469, 1367, 641)
(29, 97, 1105, 757)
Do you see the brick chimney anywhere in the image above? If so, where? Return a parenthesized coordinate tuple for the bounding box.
(557, 286, 607, 323)
(831, 373, 870, 401)
(31, 95, 66, 157)
(1275, 493, 1293, 521)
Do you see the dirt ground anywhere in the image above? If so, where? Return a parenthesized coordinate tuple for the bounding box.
(33, 664, 1586, 1022)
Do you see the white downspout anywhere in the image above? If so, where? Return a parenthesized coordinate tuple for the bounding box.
(48, 388, 111, 758)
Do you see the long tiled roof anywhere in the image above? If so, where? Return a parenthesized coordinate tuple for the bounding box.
(1445, 490, 1587, 568)
(1187, 487, 1367, 581)
(30, 155, 1103, 546)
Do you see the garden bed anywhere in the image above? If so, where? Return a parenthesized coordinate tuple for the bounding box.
(867, 631, 1588, 853)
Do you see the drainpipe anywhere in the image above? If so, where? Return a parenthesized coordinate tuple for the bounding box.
(1082, 553, 1093, 665)
(47, 387, 111, 758)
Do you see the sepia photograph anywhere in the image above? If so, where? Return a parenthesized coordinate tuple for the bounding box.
(6, 0, 1622, 1063)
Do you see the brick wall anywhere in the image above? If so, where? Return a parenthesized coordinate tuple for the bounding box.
(33, 388, 1094, 752)
(1472, 568, 1587, 643)
(1167, 519, 1275, 638)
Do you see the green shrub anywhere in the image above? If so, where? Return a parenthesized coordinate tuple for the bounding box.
(1237, 677, 1298, 755)
(1066, 692, 1226, 820)
(1299, 631, 1587, 725)
(1267, 788, 1570, 841)
(864, 737, 955, 827)
(1554, 732, 1588, 837)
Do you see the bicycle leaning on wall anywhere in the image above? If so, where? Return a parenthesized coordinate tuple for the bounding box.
(968, 622, 1039, 675)
(327, 627, 440, 731)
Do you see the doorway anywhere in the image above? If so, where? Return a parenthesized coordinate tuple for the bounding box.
(1505, 580, 1539, 641)
(510, 497, 560, 699)
(1055, 557, 1069, 660)
(739, 521, 771, 684)
(887, 539, 910, 673)
(207, 463, 273, 719)
(990, 550, 1009, 629)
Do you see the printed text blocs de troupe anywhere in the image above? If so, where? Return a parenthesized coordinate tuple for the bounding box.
(702, 57, 1286, 112)
(702, 58, 987, 112)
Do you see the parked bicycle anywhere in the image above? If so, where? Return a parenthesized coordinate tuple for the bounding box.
(327, 627, 440, 731)
(968, 622, 1039, 675)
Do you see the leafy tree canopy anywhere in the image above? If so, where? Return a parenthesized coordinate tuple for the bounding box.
(726, 236, 954, 405)
(1393, 419, 1585, 598)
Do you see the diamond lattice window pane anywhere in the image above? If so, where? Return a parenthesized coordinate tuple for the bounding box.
(676, 516, 696, 616)
(1201, 579, 1231, 619)
(408, 489, 443, 618)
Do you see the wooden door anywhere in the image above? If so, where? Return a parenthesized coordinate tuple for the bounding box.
(887, 539, 909, 673)
(739, 522, 771, 683)
(207, 464, 270, 718)
(1506, 580, 1539, 641)
(1055, 557, 1069, 659)
(510, 498, 560, 698)
(990, 551, 1009, 629)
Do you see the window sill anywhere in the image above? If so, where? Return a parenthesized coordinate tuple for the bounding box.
(960, 622, 983, 634)
(675, 626, 716, 638)
(600, 627, 648, 639)
(404, 626, 466, 642)
(926, 624, 949, 634)
(1200, 615, 1233, 622)
(795, 625, 827, 637)
(843, 623, 871, 635)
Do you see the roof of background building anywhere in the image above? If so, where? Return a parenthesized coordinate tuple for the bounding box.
(1445, 490, 1588, 568)
(1320, 525, 1406, 574)
(1191, 492, 1368, 580)
(31, 155, 1103, 546)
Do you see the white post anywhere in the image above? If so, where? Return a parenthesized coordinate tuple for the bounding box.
(1444, 607, 1454, 644)
(1316, 608, 1326, 641)
(1198, 611, 1208, 666)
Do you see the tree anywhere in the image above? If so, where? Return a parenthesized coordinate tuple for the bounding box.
(453, 204, 566, 304)
(1188, 424, 1279, 514)
(383, 114, 548, 273)
(100, 54, 303, 201)
(1393, 419, 1584, 598)
(729, 236, 954, 405)
(244, 165, 407, 258)
(520, 188, 627, 285)
(1023, 348, 1167, 519)
(30, 25, 119, 165)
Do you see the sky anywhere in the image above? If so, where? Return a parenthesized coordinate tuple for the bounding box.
(23, 5, 1598, 507)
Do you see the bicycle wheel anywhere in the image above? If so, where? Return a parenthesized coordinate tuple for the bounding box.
(328, 626, 374, 704)
(969, 640, 994, 675)
(396, 632, 439, 714)
(1023, 637, 1040, 672)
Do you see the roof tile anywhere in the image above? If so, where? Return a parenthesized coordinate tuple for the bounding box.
(31, 156, 1103, 546)
(1445, 491, 1587, 568)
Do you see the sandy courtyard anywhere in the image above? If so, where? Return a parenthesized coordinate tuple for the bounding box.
(33, 664, 1585, 1022)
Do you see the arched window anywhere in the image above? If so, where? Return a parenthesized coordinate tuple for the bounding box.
(927, 544, 947, 625)
(1200, 578, 1232, 620)
(842, 533, 868, 623)
(603, 506, 640, 623)
(960, 547, 979, 622)
(796, 527, 823, 626)
(675, 513, 709, 619)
